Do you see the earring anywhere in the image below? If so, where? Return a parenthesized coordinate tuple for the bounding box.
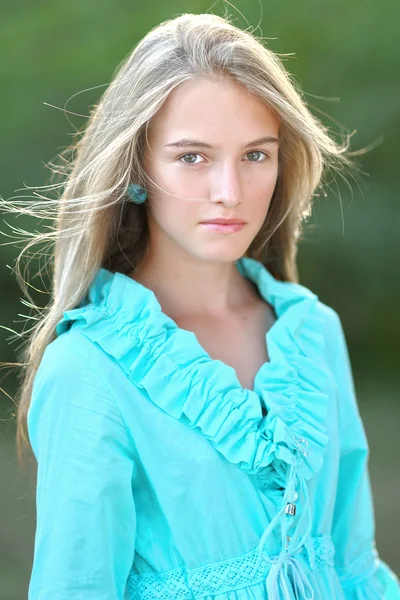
(126, 183, 147, 204)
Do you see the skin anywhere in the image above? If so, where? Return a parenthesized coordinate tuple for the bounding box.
(132, 75, 280, 321)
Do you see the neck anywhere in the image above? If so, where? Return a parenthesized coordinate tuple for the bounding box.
(130, 247, 257, 320)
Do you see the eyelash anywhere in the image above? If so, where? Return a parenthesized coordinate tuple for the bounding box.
(177, 150, 270, 165)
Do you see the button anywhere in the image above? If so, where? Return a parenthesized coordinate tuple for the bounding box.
(285, 502, 296, 516)
(288, 490, 299, 503)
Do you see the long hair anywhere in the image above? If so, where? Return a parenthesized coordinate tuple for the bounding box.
(1, 12, 363, 466)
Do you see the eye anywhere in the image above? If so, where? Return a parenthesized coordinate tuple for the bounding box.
(245, 150, 270, 162)
(178, 153, 205, 165)
(177, 150, 270, 166)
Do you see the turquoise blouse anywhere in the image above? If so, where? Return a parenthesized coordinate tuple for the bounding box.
(27, 256, 400, 599)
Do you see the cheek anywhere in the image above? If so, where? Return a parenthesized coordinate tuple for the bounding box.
(250, 171, 278, 210)
(249, 193, 273, 219)
(149, 195, 199, 232)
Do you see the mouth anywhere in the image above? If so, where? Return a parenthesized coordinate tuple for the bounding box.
(199, 221, 246, 233)
(200, 219, 246, 225)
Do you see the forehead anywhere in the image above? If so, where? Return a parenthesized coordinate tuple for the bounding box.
(145, 77, 280, 145)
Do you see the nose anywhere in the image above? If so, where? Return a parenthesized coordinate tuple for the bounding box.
(209, 161, 243, 208)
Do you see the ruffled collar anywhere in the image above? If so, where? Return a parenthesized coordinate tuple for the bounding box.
(56, 256, 330, 482)
(56, 255, 332, 597)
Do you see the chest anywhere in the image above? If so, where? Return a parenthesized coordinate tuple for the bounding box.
(176, 300, 277, 415)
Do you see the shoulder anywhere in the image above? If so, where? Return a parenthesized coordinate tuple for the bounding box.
(312, 300, 350, 359)
(309, 299, 362, 419)
(33, 328, 114, 397)
(314, 299, 343, 337)
(309, 298, 351, 371)
(277, 275, 340, 337)
(282, 278, 344, 341)
(283, 282, 349, 370)
(28, 331, 134, 460)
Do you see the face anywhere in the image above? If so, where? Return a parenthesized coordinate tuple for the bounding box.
(142, 76, 280, 265)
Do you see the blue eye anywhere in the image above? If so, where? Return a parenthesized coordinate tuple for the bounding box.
(178, 153, 204, 165)
(177, 150, 270, 166)
(245, 151, 269, 162)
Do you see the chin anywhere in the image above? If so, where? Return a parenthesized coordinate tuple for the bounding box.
(189, 244, 248, 265)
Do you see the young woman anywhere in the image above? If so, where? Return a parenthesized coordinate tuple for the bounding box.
(9, 12, 400, 600)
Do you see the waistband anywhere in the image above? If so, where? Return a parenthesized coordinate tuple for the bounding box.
(126, 534, 335, 600)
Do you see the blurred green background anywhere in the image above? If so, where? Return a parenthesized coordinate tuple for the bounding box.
(0, 1, 398, 598)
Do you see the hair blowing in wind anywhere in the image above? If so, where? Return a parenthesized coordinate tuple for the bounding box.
(0, 12, 367, 467)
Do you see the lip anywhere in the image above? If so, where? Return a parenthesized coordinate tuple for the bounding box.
(200, 218, 246, 224)
(199, 222, 245, 233)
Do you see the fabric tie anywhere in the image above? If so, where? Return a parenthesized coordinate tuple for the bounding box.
(257, 459, 315, 600)
(286, 555, 314, 599)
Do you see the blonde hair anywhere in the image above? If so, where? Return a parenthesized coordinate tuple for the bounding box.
(1, 12, 364, 466)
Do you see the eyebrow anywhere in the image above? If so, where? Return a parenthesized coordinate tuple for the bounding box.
(163, 136, 280, 150)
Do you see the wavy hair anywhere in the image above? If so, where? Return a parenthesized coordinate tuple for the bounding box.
(0, 12, 364, 466)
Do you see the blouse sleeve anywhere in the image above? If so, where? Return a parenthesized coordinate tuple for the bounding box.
(329, 310, 400, 599)
(27, 339, 137, 599)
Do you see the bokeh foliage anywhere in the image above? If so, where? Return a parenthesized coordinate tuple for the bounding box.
(0, 1, 398, 597)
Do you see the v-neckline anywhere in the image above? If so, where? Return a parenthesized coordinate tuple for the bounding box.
(56, 254, 330, 484)
(81, 258, 330, 596)
(124, 256, 286, 395)
(132, 256, 305, 395)
(73, 255, 319, 398)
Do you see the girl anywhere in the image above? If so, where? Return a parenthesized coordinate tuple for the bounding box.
(9, 12, 400, 600)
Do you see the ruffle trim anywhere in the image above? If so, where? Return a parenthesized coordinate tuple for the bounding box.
(338, 554, 400, 600)
(55, 256, 334, 599)
(55, 257, 331, 486)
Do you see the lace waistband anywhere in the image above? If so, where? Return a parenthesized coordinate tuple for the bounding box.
(126, 534, 335, 600)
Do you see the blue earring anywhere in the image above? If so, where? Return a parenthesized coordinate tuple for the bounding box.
(126, 183, 147, 204)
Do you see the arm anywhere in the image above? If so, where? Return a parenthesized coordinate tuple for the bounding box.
(329, 309, 400, 598)
(27, 339, 137, 599)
